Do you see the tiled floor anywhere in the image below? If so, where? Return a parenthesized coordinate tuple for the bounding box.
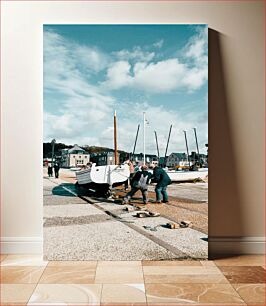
(0, 255, 265, 305)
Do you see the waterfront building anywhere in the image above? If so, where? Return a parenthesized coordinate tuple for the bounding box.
(61, 144, 90, 168)
(166, 153, 188, 168)
(90, 151, 119, 166)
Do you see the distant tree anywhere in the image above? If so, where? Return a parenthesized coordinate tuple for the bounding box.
(83, 145, 128, 155)
(43, 143, 129, 158)
(83, 146, 113, 154)
(43, 142, 72, 158)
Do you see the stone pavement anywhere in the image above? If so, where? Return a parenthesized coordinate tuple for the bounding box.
(43, 173, 207, 260)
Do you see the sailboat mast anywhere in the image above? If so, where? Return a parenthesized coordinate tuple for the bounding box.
(164, 125, 172, 167)
(132, 124, 140, 159)
(154, 131, 160, 160)
(143, 112, 146, 165)
(183, 130, 190, 166)
(193, 127, 200, 160)
(114, 110, 118, 165)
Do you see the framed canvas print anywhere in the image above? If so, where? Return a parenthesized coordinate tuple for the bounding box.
(43, 24, 208, 260)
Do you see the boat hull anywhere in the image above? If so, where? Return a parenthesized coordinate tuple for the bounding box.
(167, 170, 208, 182)
(75, 168, 92, 185)
(76, 163, 130, 186)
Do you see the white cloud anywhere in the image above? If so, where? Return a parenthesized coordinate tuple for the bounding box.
(185, 26, 208, 67)
(182, 67, 208, 91)
(43, 30, 115, 144)
(103, 57, 207, 93)
(44, 92, 115, 145)
(114, 46, 155, 62)
(119, 102, 207, 155)
(132, 59, 186, 92)
(44, 28, 207, 153)
(153, 39, 164, 48)
(44, 30, 109, 80)
(186, 39, 206, 61)
(75, 45, 109, 72)
(103, 27, 208, 94)
(93, 100, 207, 155)
(104, 61, 132, 90)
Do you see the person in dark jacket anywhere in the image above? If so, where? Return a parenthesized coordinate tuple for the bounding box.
(151, 165, 171, 203)
(48, 164, 53, 177)
(54, 163, 60, 178)
(123, 165, 152, 204)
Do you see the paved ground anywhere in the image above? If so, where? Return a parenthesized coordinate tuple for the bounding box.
(43, 168, 208, 260)
(157, 182, 208, 202)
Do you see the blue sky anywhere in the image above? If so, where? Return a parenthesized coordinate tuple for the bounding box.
(44, 25, 208, 155)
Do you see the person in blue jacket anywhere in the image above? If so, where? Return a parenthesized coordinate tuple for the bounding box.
(150, 164, 171, 203)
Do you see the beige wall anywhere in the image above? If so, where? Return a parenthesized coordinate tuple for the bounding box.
(1, 1, 265, 254)
(69, 154, 90, 167)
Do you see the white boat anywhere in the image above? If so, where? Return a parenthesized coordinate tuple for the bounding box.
(166, 169, 208, 182)
(76, 163, 130, 186)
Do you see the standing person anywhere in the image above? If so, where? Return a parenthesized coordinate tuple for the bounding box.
(124, 160, 135, 190)
(150, 164, 171, 203)
(123, 165, 152, 204)
(48, 164, 53, 177)
(54, 163, 60, 178)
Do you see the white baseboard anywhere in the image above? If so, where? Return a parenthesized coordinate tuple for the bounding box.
(209, 236, 265, 256)
(1, 236, 265, 256)
(1, 237, 43, 254)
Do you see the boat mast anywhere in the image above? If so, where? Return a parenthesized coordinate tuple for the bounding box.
(193, 127, 200, 161)
(114, 110, 118, 165)
(154, 130, 160, 161)
(132, 124, 140, 160)
(183, 130, 190, 167)
(143, 112, 146, 165)
(164, 125, 172, 167)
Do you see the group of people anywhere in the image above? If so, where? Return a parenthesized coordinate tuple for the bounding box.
(47, 163, 60, 178)
(123, 161, 171, 204)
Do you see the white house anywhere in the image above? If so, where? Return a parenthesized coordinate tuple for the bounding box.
(166, 153, 188, 168)
(61, 144, 90, 168)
